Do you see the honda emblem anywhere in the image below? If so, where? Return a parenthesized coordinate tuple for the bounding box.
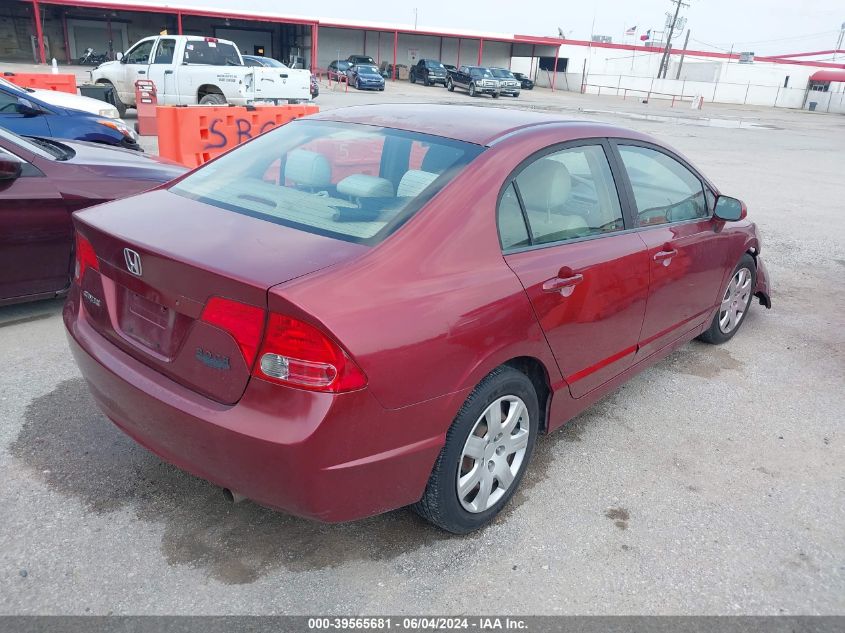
(123, 248, 143, 276)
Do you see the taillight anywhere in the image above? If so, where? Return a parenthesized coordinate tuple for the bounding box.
(255, 313, 367, 392)
(74, 232, 99, 282)
(200, 297, 265, 367)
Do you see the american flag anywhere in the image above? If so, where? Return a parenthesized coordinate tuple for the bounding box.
(625, 26, 637, 35)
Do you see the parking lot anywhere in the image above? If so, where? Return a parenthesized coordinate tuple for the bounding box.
(1, 79, 844, 615)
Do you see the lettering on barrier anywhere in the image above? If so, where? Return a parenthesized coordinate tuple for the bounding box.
(203, 117, 281, 150)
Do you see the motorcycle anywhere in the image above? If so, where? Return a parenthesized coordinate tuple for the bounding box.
(78, 48, 108, 66)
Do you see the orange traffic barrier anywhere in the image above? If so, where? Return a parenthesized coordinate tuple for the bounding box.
(156, 103, 319, 168)
(3, 72, 77, 94)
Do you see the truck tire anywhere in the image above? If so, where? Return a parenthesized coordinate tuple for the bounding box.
(469, 83, 477, 97)
(492, 92, 500, 99)
(96, 80, 127, 117)
(199, 93, 226, 105)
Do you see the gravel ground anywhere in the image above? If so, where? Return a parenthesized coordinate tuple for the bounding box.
(0, 78, 843, 615)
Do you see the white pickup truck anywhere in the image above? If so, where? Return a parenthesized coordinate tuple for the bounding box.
(91, 35, 311, 115)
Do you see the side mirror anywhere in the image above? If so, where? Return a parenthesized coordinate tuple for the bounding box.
(714, 196, 747, 222)
(116, 52, 124, 61)
(0, 155, 23, 181)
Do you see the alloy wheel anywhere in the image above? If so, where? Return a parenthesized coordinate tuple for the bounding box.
(719, 267, 753, 333)
(456, 395, 530, 513)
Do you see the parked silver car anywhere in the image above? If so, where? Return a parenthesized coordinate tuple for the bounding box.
(489, 68, 521, 97)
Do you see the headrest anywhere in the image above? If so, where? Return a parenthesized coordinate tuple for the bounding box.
(337, 174, 394, 199)
(397, 170, 438, 197)
(285, 149, 332, 188)
(517, 159, 572, 213)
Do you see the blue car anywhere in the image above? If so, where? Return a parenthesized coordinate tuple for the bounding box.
(0, 82, 140, 150)
(346, 63, 386, 91)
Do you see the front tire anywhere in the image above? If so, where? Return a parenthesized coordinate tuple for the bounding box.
(413, 366, 539, 534)
(447, 78, 454, 91)
(469, 83, 477, 97)
(199, 93, 226, 105)
(699, 254, 756, 344)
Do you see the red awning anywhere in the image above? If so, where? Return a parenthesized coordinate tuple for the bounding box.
(810, 69, 845, 82)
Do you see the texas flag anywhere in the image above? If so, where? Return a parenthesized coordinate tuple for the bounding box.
(640, 29, 652, 41)
(625, 26, 637, 35)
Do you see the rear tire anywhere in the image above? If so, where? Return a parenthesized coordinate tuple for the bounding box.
(413, 366, 539, 534)
(199, 93, 226, 105)
(698, 254, 756, 344)
(492, 92, 500, 99)
(447, 78, 454, 91)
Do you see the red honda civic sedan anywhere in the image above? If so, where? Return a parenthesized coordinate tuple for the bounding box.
(64, 104, 771, 533)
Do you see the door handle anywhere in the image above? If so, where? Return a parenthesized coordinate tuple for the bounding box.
(653, 249, 678, 266)
(137, 70, 146, 75)
(164, 70, 174, 75)
(542, 272, 584, 297)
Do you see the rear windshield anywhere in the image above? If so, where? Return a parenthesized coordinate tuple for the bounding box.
(183, 40, 240, 65)
(490, 68, 514, 78)
(170, 120, 483, 245)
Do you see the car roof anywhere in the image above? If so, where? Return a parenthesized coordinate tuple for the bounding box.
(308, 104, 649, 146)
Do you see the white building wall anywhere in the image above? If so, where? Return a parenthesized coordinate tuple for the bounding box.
(317, 27, 366, 68)
(481, 40, 512, 68)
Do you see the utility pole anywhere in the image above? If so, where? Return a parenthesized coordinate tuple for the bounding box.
(658, 0, 689, 78)
(675, 29, 690, 79)
(834, 22, 844, 61)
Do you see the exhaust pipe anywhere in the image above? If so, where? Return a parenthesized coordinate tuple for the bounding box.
(222, 488, 247, 504)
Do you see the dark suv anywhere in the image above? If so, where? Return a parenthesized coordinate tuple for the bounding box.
(410, 59, 448, 86)
(347, 54, 375, 65)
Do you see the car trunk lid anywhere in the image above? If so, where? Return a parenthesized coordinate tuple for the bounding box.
(74, 189, 367, 404)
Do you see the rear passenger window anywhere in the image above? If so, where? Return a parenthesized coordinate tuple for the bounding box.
(498, 183, 530, 249)
(506, 144, 624, 247)
(618, 145, 708, 226)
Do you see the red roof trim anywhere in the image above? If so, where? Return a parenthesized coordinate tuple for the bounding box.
(25, 0, 845, 68)
(769, 49, 845, 60)
(513, 34, 845, 68)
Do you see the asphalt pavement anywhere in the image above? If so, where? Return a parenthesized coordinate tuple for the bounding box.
(1, 79, 843, 615)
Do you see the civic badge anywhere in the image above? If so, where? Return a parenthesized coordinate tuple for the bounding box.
(123, 248, 142, 276)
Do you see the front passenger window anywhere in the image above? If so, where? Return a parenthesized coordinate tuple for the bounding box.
(125, 40, 154, 65)
(152, 39, 175, 64)
(618, 145, 708, 226)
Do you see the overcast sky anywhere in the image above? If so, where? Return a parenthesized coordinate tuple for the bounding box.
(147, 0, 843, 56)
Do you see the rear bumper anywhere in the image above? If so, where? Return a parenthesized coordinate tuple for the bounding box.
(754, 254, 772, 308)
(63, 289, 460, 522)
